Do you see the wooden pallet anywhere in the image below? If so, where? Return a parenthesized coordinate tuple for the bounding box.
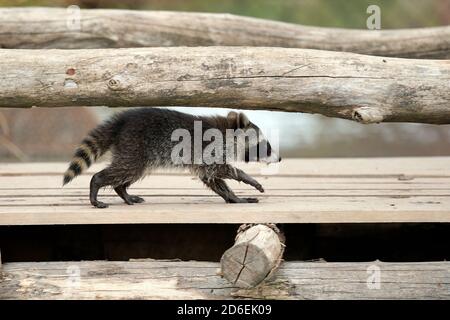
(0, 157, 449, 225)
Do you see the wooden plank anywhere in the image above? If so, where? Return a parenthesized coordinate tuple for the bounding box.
(2, 188, 450, 198)
(2, 176, 450, 192)
(0, 159, 449, 225)
(0, 197, 449, 225)
(0, 260, 448, 299)
(1, 157, 449, 176)
(0, 157, 450, 225)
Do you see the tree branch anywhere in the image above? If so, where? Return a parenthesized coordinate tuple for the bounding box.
(1, 47, 449, 124)
(1, 7, 449, 59)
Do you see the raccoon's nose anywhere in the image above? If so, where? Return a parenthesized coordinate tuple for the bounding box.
(278, 156, 282, 162)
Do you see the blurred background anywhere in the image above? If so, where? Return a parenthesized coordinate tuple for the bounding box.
(1, 0, 450, 161)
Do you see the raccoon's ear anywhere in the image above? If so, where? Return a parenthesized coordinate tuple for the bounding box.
(227, 111, 239, 129)
(227, 111, 251, 129)
(238, 113, 250, 128)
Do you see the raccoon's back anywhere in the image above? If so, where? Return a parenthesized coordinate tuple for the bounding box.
(113, 109, 200, 165)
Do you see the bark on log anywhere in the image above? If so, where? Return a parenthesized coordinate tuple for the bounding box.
(1, 47, 450, 124)
(1, 7, 450, 59)
(1, 260, 449, 299)
(220, 224, 285, 288)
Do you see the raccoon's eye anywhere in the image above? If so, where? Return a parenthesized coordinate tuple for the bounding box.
(258, 140, 271, 157)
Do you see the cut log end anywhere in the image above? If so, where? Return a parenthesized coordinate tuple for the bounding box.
(220, 224, 285, 288)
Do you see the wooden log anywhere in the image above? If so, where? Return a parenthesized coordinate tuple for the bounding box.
(220, 224, 285, 288)
(1, 47, 450, 124)
(1, 8, 449, 59)
(0, 260, 449, 299)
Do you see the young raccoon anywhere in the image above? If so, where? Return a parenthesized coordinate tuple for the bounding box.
(63, 108, 281, 208)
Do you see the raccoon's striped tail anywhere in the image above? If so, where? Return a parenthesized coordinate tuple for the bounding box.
(62, 136, 102, 186)
(63, 121, 117, 186)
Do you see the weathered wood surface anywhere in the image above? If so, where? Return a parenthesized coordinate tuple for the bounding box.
(0, 158, 449, 225)
(0, 260, 449, 299)
(1, 48, 450, 124)
(1, 8, 449, 59)
(221, 224, 285, 288)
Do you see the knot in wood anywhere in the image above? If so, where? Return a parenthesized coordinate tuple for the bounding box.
(352, 107, 385, 124)
(107, 76, 125, 91)
(66, 68, 76, 76)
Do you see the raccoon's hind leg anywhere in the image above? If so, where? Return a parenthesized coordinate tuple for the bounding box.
(114, 183, 145, 205)
(89, 168, 114, 208)
(90, 162, 146, 208)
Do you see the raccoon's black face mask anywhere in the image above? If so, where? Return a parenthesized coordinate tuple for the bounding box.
(227, 111, 281, 163)
(245, 138, 276, 163)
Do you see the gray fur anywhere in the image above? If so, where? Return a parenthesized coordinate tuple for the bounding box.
(63, 108, 280, 208)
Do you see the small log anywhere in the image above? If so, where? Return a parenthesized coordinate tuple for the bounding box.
(1, 8, 449, 59)
(220, 224, 285, 288)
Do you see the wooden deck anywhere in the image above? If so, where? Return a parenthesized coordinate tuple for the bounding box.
(1, 157, 449, 300)
(0, 157, 449, 225)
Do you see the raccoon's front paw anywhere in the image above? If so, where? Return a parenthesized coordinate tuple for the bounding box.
(254, 183, 265, 193)
(123, 195, 145, 205)
(130, 195, 145, 203)
(93, 201, 109, 209)
(242, 179, 264, 193)
(228, 197, 259, 203)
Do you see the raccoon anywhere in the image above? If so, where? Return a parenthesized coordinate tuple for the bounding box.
(63, 108, 281, 208)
